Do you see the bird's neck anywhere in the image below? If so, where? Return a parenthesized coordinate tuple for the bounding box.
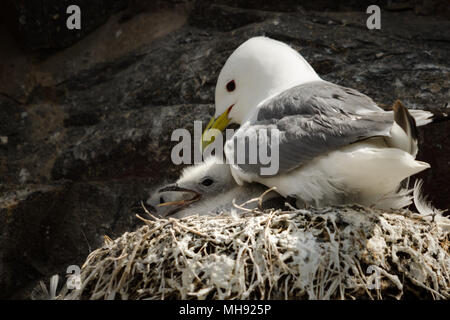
(237, 77, 323, 125)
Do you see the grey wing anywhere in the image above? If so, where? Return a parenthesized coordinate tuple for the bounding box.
(229, 81, 395, 176)
(256, 81, 384, 121)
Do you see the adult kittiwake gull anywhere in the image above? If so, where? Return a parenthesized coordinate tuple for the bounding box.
(146, 156, 282, 219)
(202, 36, 433, 209)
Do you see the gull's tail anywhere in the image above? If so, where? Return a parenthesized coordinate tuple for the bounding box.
(385, 100, 431, 191)
(384, 103, 433, 128)
(409, 109, 433, 127)
(388, 100, 419, 157)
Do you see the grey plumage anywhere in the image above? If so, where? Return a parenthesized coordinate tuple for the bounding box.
(229, 81, 422, 176)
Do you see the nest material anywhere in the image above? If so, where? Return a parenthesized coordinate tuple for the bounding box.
(57, 202, 450, 300)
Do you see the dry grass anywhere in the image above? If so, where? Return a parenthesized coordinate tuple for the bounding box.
(55, 199, 450, 300)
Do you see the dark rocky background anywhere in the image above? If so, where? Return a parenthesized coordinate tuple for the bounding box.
(0, 0, 449, 299)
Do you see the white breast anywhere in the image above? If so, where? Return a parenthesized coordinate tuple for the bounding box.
(232, 140, 430, 209)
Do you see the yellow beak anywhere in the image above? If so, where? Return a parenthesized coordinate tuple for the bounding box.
(201, 108, 231, 151)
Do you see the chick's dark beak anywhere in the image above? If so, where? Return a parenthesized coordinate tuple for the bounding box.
(156, 184, 202, 216)
(158, 184, 195, 193)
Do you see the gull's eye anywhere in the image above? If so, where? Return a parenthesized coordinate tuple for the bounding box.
(226, 80, 236, 92)
(159, 196, 165, 204)
(201, 178, 214, 186)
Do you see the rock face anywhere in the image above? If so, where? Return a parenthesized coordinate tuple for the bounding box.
(1, 0, 125, 51)
(0, 0, 449, 299)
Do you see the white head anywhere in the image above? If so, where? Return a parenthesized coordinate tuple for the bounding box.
(215, 36, 320, 124)
(201, 37, 320, 150)
(176, 156, 236, 193)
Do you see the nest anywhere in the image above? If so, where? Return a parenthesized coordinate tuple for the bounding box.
(56, 201, 450, 300)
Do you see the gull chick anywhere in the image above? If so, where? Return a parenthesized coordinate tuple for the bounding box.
(146, 157, 280, 219)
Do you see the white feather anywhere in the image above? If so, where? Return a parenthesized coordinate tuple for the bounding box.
(413, 179, 443, 216)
